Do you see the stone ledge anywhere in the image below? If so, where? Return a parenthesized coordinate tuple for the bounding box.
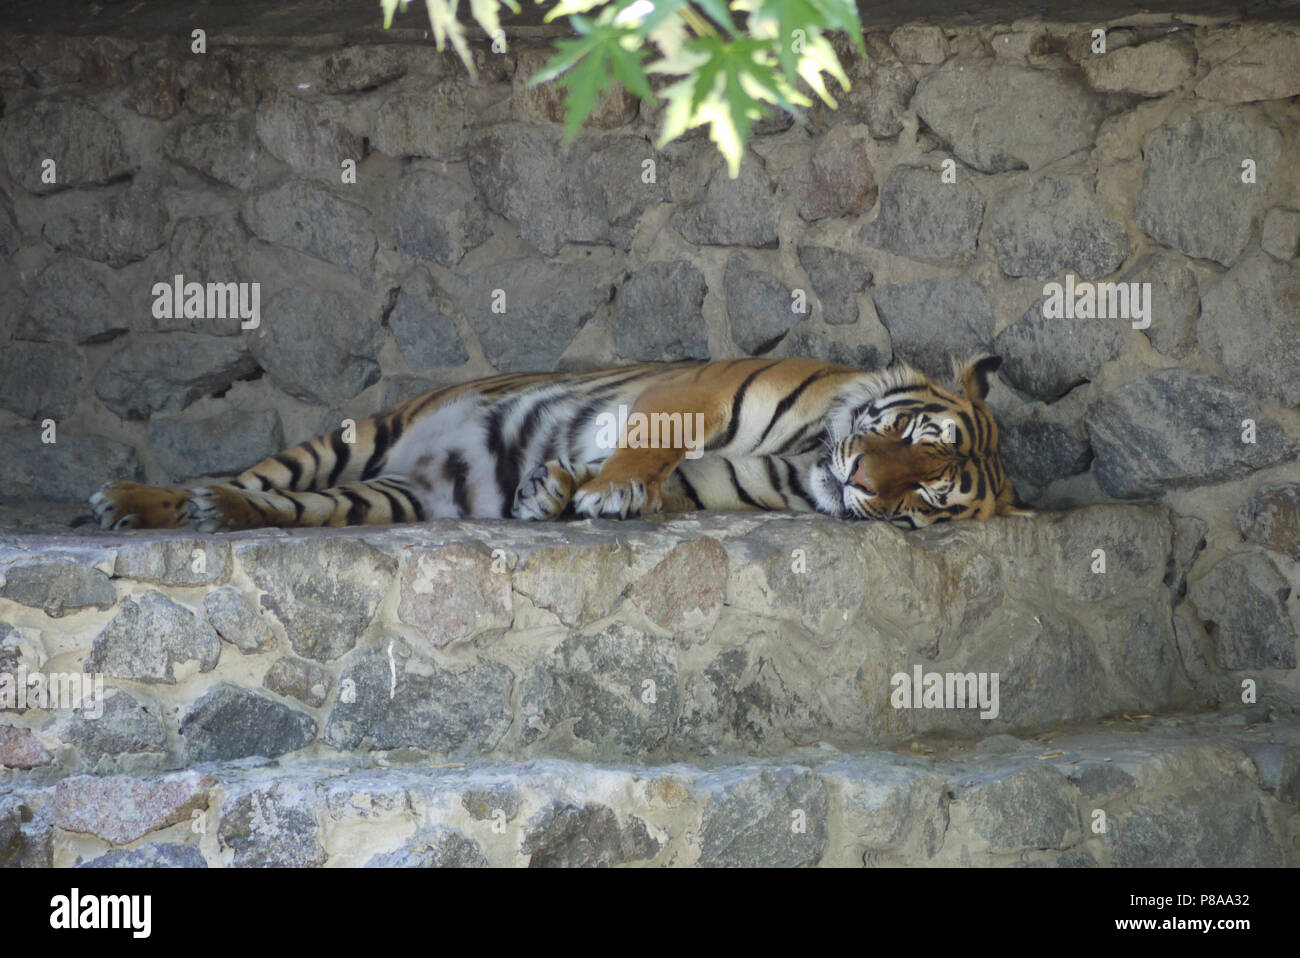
(2, 709, 1296, 867)
(0, 505, 1208, 771)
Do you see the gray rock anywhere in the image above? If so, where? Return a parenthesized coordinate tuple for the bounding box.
(1137, 109, 1282, 266)
(387, 271, 469, 371)
(182, 684, 317, 762)
(61, 691, 167, 759)
(861, 164, 985, 265)
(391, 169, 491, 268)
(242, 181, 376, 274)
(889, 24, 948, 64)
(164, 115, 263, 189)
(366, 827, 489, 867)
(113, 539, 231, 586)
(395, 544, 513, 650)
(0, 429, 143, 502)
(0, 203, 18, 258)
(255, 89, 364, 175)
(461, 788, 521, 822)
(613, 260, 709, 361)
(263, 656, 333, 708)
(78, 844, 206, 868)
(960, 764, 1079, 852)
(236, 538, 396, 662)
(521, 802, 660, 867)
(0, 342, 84, 420)
(453, 257, 614, 372)
(1086, 370, 1295, 498)
(41, 183, 168, 268)
(582, 134, 671, 249)
(0, 560, 116, 617)
(999, 419, 1092, 488)
(1198, 253, 1300, 406)
(1110, 753, 1283, 866)
(672, 155, 778, 248)
(1, 99, 134, 194)
(725, 254, 800, 355)
(1262, 207, 1300, 259)
(1188, 552, 1297, 670)
(913, 59, 1103, 173)
(1081, 36, 1196, 95)
(218, 782, 326, 867)
(823, 35, 917, 139)
(321, 44, 409, 93)
(1238, 483, 1300, 560)
(993, 303, 1124, 400)
(772, 329, 886, 370)
(1195, 29, 1300, 103)
(203, 586, 276, 654)
(151, 409, 284, 480)
(18, 256, 124, 344)
(513, 46, 638, 130)
(53, 773, 213, 845)
(798, 126, 877, 221)
(1168, 514, 1209, 601)
(797, 246, 871, 326)
(697, 767, 829, 867)
(1120, 252, 1200, 359)
(988, 171, 1130, 280)
(324, 645, 514, 756)
(871, 276, 994, 380)
(161, 219, 249, 334)
(465, 124, 603, 256)
(248, 287, 382, 404)
(86, 592, 222, 684)
(825, 760, 948, 861)
(371, 77, 468, 160)
(521, 624, 678, 755)
(95, 337, 260, 420)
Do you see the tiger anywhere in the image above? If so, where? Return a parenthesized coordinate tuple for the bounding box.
(88, 355, 1032, 533)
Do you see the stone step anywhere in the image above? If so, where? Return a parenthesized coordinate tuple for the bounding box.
(0, 504, 1223, 774)
(3, 709, 1297, 867)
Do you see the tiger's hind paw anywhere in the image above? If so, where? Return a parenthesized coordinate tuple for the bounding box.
(90, 481, 188, 530)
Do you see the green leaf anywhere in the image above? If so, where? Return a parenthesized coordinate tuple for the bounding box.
(422, 0, 477, 78)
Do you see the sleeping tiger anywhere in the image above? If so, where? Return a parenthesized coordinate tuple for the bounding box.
(89, 355, 1030, 532)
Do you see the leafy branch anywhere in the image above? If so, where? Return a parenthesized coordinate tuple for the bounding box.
(380, 0, 863, 175)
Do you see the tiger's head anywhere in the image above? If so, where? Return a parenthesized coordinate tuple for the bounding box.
(809, 355, 1032, 529)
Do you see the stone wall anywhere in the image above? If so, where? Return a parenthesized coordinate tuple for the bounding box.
(1, 7, 1299, 866)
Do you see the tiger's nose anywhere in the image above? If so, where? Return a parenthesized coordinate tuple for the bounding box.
(849, 456, 874, 494)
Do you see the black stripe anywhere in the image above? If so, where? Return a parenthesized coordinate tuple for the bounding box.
(763, 457, 788, 507)
(782, 459, 812, 506)
(707, 362, 779, 452)
(273, 454, 303, 491)
(341, 489, 369, 525)
(725, 460, 762, 508)
(304, 441, 321, 488)
(443, 451, 472, 518)
(777, 422, 820, 455)
(361, 419, 391, 481)
(373, 485, 407, 523)
(674, 469, 705, 510)
(485, 404, 520, 517)
(755, 369, 828, 449)
(328, 430, 351, 487)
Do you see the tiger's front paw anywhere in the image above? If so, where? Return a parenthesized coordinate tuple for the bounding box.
(187, 484, 267, 533)
(90, 481, 188, 530)
(572, 477, 662, 519)
(513, 461, 575, 520)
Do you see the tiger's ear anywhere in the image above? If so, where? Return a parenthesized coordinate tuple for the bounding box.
(960, 355, 1002, 401)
